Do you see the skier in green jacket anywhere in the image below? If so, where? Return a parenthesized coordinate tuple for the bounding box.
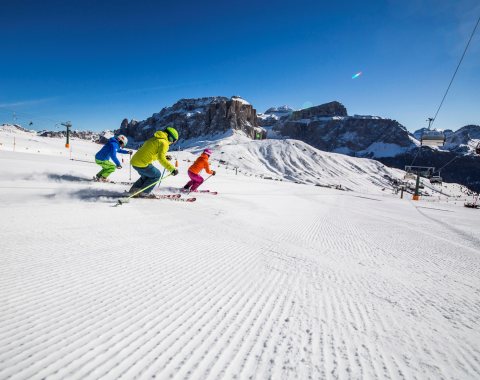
(129, 126, 179, 196)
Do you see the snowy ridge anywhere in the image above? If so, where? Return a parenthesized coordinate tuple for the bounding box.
(176, 131, 404, 191)
(259, 105, 294, 120)
(179, 131, 463, 196)
(0, 127, 479, 379)
(0, 123, 36, 135)
(231, 95, 250, 105)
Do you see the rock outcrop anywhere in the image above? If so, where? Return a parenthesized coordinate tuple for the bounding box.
(117, 96, 265, 143)
(290, 101, 347, 120)
(271, 101, 416, 157)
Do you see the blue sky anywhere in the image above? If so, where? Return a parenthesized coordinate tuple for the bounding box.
(0, 0, 479, 132)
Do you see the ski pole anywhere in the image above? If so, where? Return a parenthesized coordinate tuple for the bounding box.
(129, 151, 132, 181)
(119, 173, 172, 204)
(157, 168, 166, 188)
(187, 174, 213, 195)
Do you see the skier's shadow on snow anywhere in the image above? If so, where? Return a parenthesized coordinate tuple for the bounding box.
(47, 174, 92, 183)
(69, 188, 123, 202)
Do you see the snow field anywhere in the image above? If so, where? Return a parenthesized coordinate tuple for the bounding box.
(0, 131, 479, 379)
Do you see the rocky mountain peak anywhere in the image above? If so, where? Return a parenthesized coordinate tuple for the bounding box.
(264, 105, 294, 114)
(265, 101, 414, 158)
(443, 124, 480, 154)
(117, 96, 264, 143)
(290, 101, 347, 120)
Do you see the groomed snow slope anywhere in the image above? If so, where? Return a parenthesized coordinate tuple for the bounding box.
(1, 131, 479, 379)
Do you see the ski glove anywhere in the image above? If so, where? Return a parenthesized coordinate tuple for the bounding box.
(117, 165, 122, 169)
(166, 155, 172, 160)
(171, 169, 179, 176)
(212, 170, 216, 176)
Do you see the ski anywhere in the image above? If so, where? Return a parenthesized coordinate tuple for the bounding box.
(141, 193, 182, 200)
(148, 194, 196, 202)
(196, 190, 218, 195)
(152, 186, 217, 196)
(163, 196, 196, 202)
(179, 188, 218, 195)
(116, 193, 196, 205)
(93, 177, 134, 185)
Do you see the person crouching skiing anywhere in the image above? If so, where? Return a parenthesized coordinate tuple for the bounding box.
(129, 126, 179, 197)
(94, 135, 131, 182)
(183, 148, 216, 192)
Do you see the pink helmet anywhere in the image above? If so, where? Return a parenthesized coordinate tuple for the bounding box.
(203, 148, 213, 156)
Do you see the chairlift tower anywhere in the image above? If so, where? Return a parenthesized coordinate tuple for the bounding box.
(404, 165, 435, 201)
(61, 122, 72, 148)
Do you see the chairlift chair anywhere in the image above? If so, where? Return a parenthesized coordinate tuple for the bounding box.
(420, 130, 446, 147)
(404, 165, 434, 179)
(404, 166, 415, 180)
(464, 194, 479, 209)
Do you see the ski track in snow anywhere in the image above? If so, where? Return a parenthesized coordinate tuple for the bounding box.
(1, 136, 480, 380)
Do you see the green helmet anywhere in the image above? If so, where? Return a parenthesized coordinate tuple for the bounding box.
(165, 126, 179, 143)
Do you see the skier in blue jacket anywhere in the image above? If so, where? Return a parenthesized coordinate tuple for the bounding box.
(94, 135, 131, 182)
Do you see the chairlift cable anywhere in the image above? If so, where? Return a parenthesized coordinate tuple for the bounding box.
(409, 145, 422, 167)
(438, 155, 459, 172)
(0, 106, 65, 129)
(411, 15, 479, 170)
(430, 14, 480, 129)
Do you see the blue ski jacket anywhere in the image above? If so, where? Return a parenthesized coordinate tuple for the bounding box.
(95, 137, 129, 166)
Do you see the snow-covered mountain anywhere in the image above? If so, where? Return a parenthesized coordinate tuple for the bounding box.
(261, 103, 478, 158)
(253, 102, 480, 191)
(0, 123, 36, 134)
(442, 124, 480, 155)
(412, 125, 480, 156)
(117, 96, 265, 145)
(264, 101, 418, 158)
(0, 123, 114, 144)
(38, 129, 113, 142)
(257, 105, 294, 123)
(380, 124, 480, 192)
(119, 98, 418, 159)
(176, 130, 408, 192)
